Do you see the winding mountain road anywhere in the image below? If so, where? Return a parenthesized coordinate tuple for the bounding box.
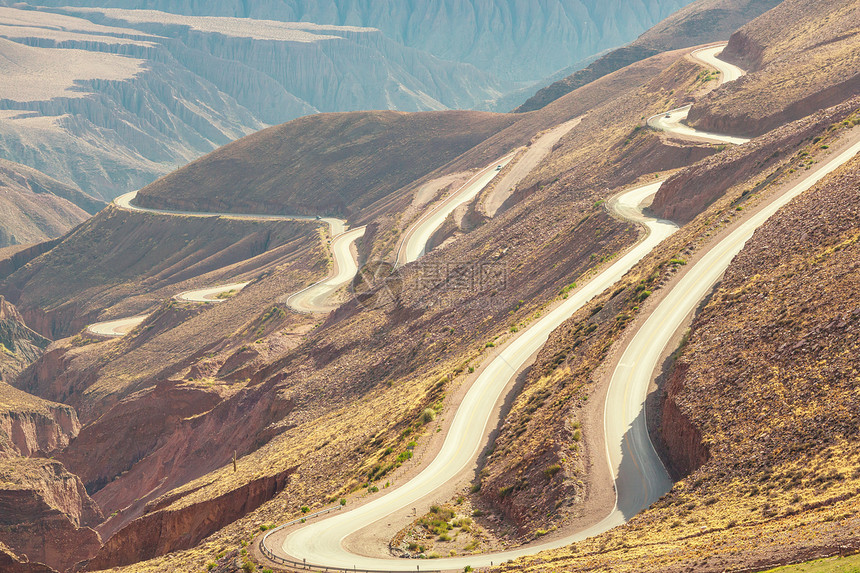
(273, 181, 678, 571)
(87, 192, 364, 334)
(284, 226, 367, 313)
(396, 155, 514, 266)
(263, 44, 860, 571)
(647, 46, 750, 145)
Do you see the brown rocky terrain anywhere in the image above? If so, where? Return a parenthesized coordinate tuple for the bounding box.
(0, 207, 325, 340)
(16, 45, 729, 573)
(688, 0, 860, 136)
(0, 297, 50, 384)
(515, 0, 782, 112)
(651, 96, 860, 223)
(0, 457, 103, 572)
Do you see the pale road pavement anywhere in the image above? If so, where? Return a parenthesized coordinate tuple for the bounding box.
(86, 314, 150, 337)
(86, 282, 255, 337)
(176, 282, 251, 303)
(397, 155, 514, 266)
(647, 45, 751, 145)
(267, 46, 860, 571)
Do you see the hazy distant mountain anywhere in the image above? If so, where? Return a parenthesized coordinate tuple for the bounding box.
(30, 0, 696, 86)
(0, 0, 695, 202)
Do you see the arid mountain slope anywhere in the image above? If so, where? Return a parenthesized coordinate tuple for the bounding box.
(134, 110, 519, 217)
(515, 0, 782, 112)
(0, 456, 103, 572)
(31, 47, 739, 573)
(1, 206, 325, 340)
(3, 4, 857, 572)
(688, 0, 860, 135)
(0, 159, 101, 249)
(0, 41, 715, 572)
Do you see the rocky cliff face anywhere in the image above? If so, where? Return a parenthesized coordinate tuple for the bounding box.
(0, 296, 51, 385)
(0, 457, 103, 572)
(0, 383, 79, 459)
(0, 5, 505, 200)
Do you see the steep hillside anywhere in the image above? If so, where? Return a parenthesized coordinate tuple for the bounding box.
(134, 110, 519, 217)
(515, 0, 782, 112)
(29, 0, 696, 88)
(688, 0, 860, 135)
(0, 456, 103, 572)
(2, 4, 855, 572)
(0, 159, 101, 249)
(5, 46, 732, 573)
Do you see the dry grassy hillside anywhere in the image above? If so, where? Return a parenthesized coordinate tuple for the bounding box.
(134, 111, 520, 218)
(2, 2, 858, 570)
(688, 0, 860, 135)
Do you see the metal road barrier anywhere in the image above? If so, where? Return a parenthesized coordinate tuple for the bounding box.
(259, 505, 441, 573)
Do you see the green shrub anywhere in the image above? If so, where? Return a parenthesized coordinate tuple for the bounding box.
(544, 464, 562, 478)
(420, 408, 436, 424)
(340, 498, 347, 506)
(301, 505, 310, 513)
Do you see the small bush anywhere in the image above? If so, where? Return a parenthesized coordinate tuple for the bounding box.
(340, 498, 347, 506)
(301, 505, 310, 513)
(544, 464, 562, 478)
(421, 408, 436, 424)
(207, 563, 216, 571)
(572, 429, 582, 442)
